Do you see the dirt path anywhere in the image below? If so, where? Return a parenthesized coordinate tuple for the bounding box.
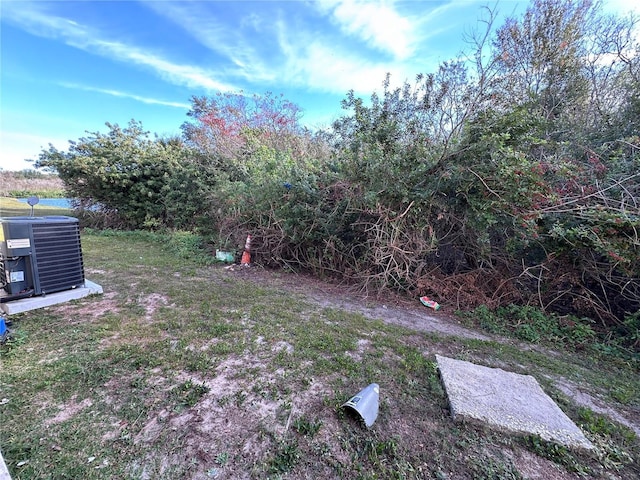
(228, 265, 489, 339)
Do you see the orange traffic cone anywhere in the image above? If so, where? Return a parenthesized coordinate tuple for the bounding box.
(241, 234, 252, 265)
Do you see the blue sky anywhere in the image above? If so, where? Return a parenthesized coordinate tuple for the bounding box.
(0, 0, 636, 171)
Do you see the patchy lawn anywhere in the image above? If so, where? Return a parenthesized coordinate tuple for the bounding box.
(1, 230, 638, 479)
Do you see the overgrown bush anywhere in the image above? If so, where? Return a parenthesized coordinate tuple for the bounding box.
(35, 121, 215, 231)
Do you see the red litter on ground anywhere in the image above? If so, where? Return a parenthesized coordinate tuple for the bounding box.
(420, 296, 441, 310)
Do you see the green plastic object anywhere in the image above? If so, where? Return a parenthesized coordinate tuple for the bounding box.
(215, 250, 235, 263)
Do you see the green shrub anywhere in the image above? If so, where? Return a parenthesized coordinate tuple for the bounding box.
(461, 304, 599, 349)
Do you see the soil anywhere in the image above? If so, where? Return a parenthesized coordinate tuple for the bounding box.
(223, 264, 490, 340)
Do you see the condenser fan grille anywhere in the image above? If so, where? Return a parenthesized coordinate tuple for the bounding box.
(32, 221, 85, 294)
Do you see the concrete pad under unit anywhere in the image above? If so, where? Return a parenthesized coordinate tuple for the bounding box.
(0, 280, 103, 315)
(436, 354, 594, 451)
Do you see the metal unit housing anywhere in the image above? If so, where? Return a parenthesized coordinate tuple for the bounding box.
(0, 216, 85, 299)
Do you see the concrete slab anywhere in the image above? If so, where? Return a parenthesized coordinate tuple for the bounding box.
(0, 280, 103, 315)
(0, 448, 11, 480)
(436, 354, 593, 451)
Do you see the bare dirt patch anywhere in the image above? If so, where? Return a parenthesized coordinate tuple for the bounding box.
(44, 396, 93, 427)
(127, 355, 338, 479)
(507, 450, 579, 480)
(222, 265, 490, 340)
(139, 293, 173, 321)
(555, 379, 640, 437)
(50, 291, 119, 322)
(11, 261, 636, 479)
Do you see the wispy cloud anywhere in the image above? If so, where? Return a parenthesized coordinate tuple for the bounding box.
(316, 0, 415, 59)
(273, 20, 394, 95)
(91, 39, 237, 91)
(1, 1, 238, 92)
(2, 0, 475, 104)
(59, 83, 190, 108)
(140, 0, 278, 83)
(142, 0, 410, 96)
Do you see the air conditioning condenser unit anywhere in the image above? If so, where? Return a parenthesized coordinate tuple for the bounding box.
(0, 216, 85, 302)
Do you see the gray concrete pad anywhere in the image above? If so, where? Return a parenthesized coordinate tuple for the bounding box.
(0, 448, 10, 480)
(436, 354, 593, 451)
(0, 279, 103, 315)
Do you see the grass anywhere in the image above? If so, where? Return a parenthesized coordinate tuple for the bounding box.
(1, 229, 639, 479)
(458, 304, 639, 373)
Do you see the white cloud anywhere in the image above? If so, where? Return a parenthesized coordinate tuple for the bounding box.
(1, 0, 483, 116)
(270, 16, 413, 96)
(602, 0, 640, 45)
(140, 0, 393, 95)
(140, 0, 276, 83)
(604, 0, 640, 16)
(315, 0, 415, 59)
(1, 1, 91, 41)
(1, 1, 239, 92)
(92, 39, 238, 91)
(285, 40, 393, 94)
(58, 83, 191, 109)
